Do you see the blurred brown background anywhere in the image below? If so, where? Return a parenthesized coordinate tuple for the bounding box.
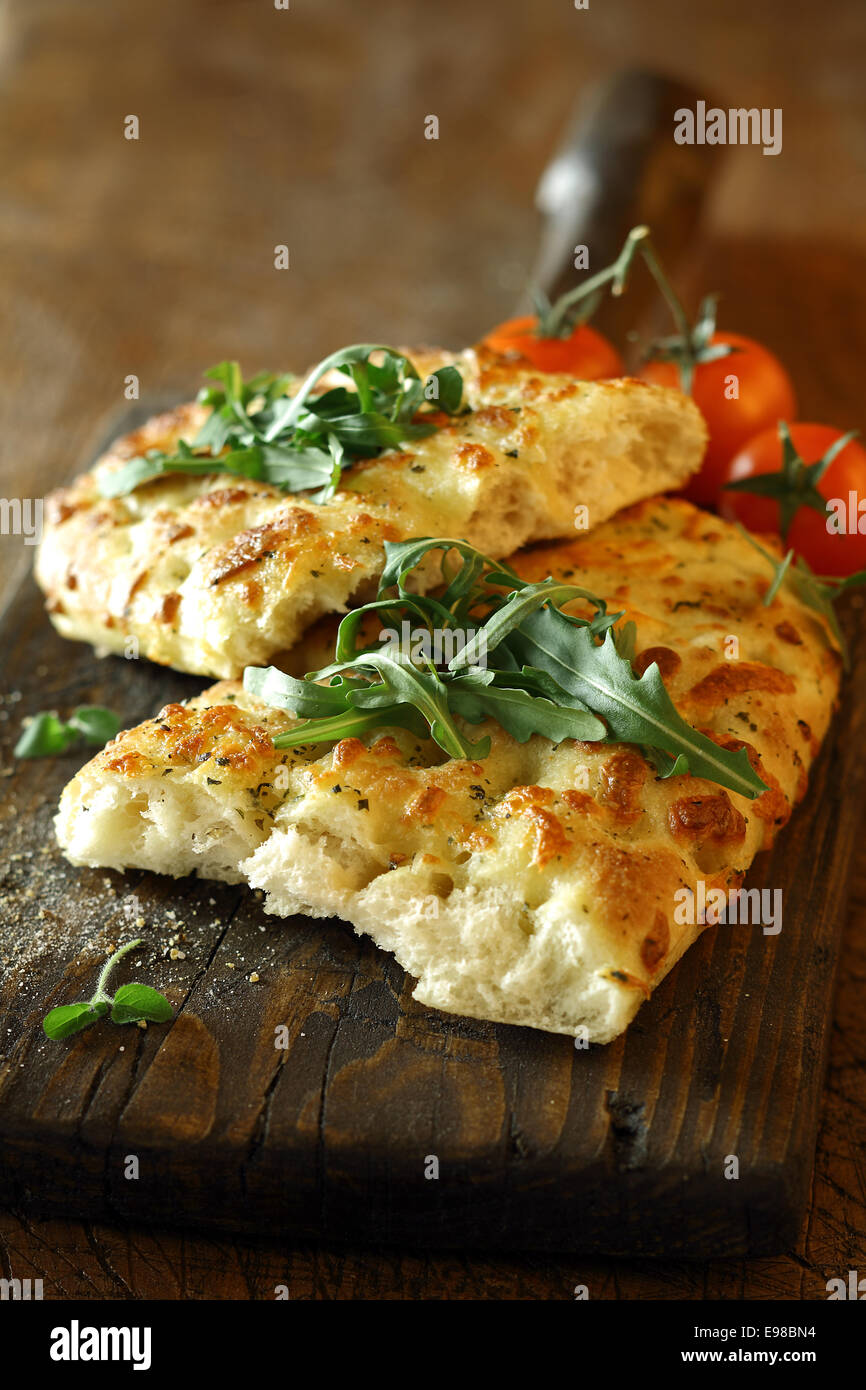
(1, 0, 864, 1299)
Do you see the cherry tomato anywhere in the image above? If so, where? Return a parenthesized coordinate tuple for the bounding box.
(639, 332, 797, 508)
(720, 424, 866, 576)
(482, 315, 624, 379)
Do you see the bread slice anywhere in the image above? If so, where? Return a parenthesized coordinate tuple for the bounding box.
(36, 349, 705, 678)
(54, 498, 840, 1042)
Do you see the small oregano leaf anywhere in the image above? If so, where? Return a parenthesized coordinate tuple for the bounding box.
(43, 1001, 110, 1041)
(110, 983, 174, 1025)
(14, 713, 78, 759)
(42, 940, 173, 1041)
(14, 706, 120, 759)
(68, 706, 122, 746)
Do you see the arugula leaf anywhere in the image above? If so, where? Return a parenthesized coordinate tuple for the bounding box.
(829, 568, 866, 593)
(612, 619, 638, 663)
(448, 674, 605, 743)
(99, 346, 465, 502)
(347, 652, 489, 759)
(271, 704, 430, 751)
(504, 609, 767, 798)
(782, 563, 858, 669)
(251, 653, 488, 760)
(448, 578, 619, 670)
(244, 665, 358, 718)
(245, 537, 769, 799)
(641, 747, 691, 780)
(427, 364, 463, 413)
(262, 343, 399, 439)
(99, 439, 281, 499)
(378, 537, 517, 596)
(332, 596, 456, 664)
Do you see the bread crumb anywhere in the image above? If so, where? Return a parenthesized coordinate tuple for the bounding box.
(249, 972, 260, 983)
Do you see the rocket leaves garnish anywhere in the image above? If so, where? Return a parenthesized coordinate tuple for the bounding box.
(244, 539, 768, 800)
(504, 609, 761, 793)
(99, 347, 465, 503)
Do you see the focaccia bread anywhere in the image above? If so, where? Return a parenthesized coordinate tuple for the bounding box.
(54, 498, 840, 1043)
(36, 350, 705, 678)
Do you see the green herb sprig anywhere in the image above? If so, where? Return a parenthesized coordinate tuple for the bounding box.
(99, 347, 464, 502)
(42, 939, 173, 1041)
(245, 539, 768, 800)
(14, 706, 121, 759)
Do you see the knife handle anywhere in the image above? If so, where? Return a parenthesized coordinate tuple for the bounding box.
(524, 70, 725, 340)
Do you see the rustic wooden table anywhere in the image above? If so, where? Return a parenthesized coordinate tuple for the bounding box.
(1, 0, 864, 1299)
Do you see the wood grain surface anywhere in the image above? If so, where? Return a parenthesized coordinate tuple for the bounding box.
(1, 0, 864, 1299)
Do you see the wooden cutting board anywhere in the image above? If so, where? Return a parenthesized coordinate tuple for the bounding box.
(1, 461, 864, 1257)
